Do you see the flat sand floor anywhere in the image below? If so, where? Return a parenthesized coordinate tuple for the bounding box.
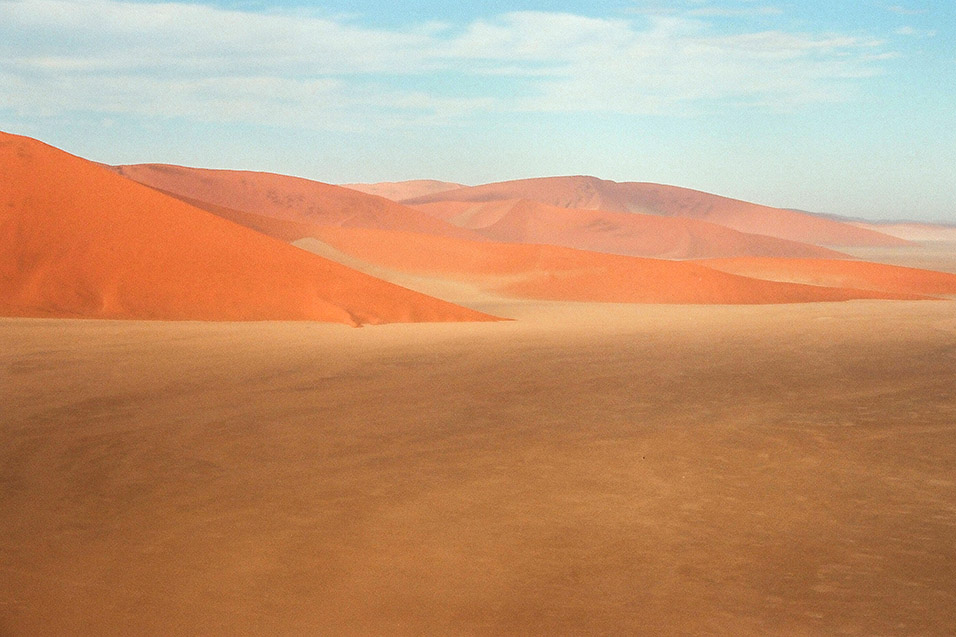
(2, 300, 956, 635)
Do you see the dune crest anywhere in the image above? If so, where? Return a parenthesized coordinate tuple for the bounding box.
(0, 132, 498, 324)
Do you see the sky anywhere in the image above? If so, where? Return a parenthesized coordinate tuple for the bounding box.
(1, 0, 954, 221)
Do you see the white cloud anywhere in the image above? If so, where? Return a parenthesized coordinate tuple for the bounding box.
(895, 26, 936, 38)
(0, 0, 895, 128)
(887, 5, 927, 15)
(687, 6, 783, 17)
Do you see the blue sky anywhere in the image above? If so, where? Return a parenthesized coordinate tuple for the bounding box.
(1, 0, 954, 221)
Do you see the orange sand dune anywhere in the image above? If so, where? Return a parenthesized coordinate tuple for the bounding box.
(310, 226, 927, 305)
(341, 179, 464, 201)
(694, 257, 956, 296)
(406, 176, 908, 248)
(413, 198, 847, 259)
(0, 132, 497, 324)
(113, 164, 483, 241)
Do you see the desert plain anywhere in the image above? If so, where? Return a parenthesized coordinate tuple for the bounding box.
(3, 131, 956, 635)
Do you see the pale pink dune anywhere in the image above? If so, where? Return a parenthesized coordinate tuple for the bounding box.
(414, 198, 847, 259)
(850, 222, 956, 242)
(0, 132, 498, 325)
(112, 164, 484, 241)
(341, 179, 465, 201)
(694, 257, 956, 296)
(406, 176, 908, 248)
(309, 227, 928, 305)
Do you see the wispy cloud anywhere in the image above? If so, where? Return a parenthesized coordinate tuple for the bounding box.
(895, 25, 937, 38)
(686, 6, 783, 18)
(0, 0, 894, 129)
(887, 5, 928, 15)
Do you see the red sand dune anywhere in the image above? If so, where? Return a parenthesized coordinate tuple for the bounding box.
(694, 257, 956, 296)
(0, 132, 497, 324)
(112, 164, 483, 241)
(413, 198, 847, 259)
(405, 176, 908, 248)
(309, 226, 928, 305)
(341, 179, 464, 201)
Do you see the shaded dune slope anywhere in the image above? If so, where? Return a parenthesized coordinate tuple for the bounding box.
(113, 164, 483, 241)
(413, 198, 847, 259)
(308, 227, 929, 305)
(0, 132, 498, 324)
(406, 176, 908, 248)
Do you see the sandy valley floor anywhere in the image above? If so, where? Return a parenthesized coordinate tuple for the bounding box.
(3, 297, 956, 636)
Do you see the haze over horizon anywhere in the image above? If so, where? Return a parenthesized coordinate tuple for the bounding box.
(2, 0, 954, 222)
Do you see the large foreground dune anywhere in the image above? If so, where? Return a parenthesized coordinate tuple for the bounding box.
(412, 198, 847, 259)
(0, 132, 496, 324)
(406, 176, 909, 247)
(3, 300, 955, 635)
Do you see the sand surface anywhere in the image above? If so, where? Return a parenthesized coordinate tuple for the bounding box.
(3, 299, 956, 636)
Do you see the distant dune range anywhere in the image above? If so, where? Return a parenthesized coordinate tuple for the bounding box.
(410, 198, 848, 260)
(0, 132, 497, 324)
(402, 176, 910, 248)
(131, 168, 847, 260)
(148, 196, 947, 305)
(107, 164, 956, 306)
